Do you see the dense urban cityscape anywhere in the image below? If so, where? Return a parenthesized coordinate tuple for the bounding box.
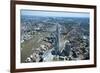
(21, 12, 90, 63)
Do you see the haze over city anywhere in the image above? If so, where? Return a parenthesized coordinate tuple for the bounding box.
(21, 10, 89, 18)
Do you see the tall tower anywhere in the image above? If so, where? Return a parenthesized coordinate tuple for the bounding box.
(54, 23, 60, 55)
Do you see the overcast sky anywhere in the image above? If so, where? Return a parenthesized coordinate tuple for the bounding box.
(21, 9, 89, 18)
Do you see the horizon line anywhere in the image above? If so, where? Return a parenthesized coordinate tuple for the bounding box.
(21, 10, 90, 18)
